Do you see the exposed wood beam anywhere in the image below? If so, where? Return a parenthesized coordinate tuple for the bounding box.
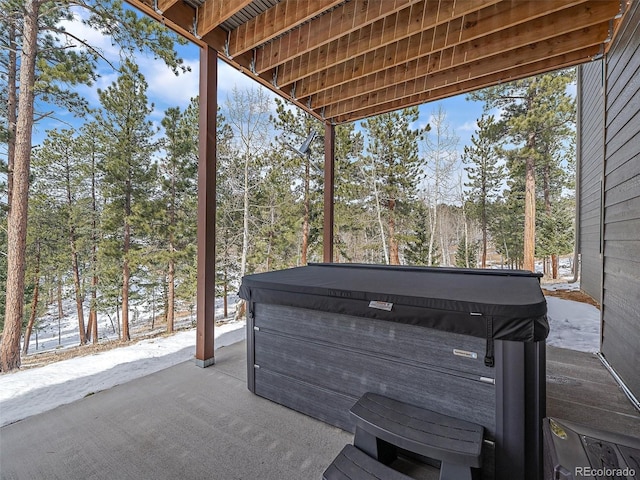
(332, 45, 600, 124)
(276, 0, 505, 89)
(124, 0, 203, 46)
(157, 0, 179, 12)
(196, 45, 217, 367)
(159, 1, 198, 34)
(228, 0, 345, 57)
(255, 0, 419, 74)
(304, 2, 618, 107)
(325, 29, 606, 122)
(197, 0, 254, 38)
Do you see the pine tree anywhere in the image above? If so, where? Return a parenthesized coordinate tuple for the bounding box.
(362, 108, 426, 264)
(404, 198, 439, 266)
(461, 114, 504, 267)
(31, 129, 92, 344)
(157, 98, 199, 332)
(1, 0, 187, 371)
(97, 60, 158, 341)
(469, 70, 575, 272)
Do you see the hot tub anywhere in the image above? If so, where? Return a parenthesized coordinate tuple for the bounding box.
(239, 263, 548, 480)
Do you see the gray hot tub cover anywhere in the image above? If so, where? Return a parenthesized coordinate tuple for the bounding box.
(239, 263, 549, 343)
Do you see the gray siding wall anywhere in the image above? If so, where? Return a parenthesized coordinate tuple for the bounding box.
(577, 61, 604, 303)
(601, 1, 640, 401)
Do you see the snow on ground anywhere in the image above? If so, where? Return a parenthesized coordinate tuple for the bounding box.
(1, 276, 601, 428)
(545, 296, 600, 353)
(0, 320, 245, 427)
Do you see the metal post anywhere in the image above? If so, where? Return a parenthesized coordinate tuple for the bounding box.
(195, 45, 217, 367)
(323, 123, 335, 263)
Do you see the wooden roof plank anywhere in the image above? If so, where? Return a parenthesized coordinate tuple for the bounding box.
(254, 0, 419, 74)
(322, 23, 609, 121)
(332, 46, 600, 123)
(296, 1, 614, 102)
(304, 2, 619, 106)
(277, 0, 512, 88)
(197, 0, 254, 38)
(228, 0, 345, 57)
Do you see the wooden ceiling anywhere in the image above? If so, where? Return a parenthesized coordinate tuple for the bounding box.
(126, 0, 628, 124)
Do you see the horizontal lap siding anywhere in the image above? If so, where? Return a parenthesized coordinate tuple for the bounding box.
(578, 60, 604, 302)
(601, 0, 640, 401)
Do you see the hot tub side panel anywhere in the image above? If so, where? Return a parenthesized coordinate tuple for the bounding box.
(250, 303, 496, 433)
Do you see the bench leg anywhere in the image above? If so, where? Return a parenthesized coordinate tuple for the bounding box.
(439, 462, 473, 480)
(354, 426, 398, 465)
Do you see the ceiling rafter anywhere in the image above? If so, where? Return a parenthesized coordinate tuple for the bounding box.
(307, 2, 618, 109)
(333, 45, 601, 124)
(124, 0, 627, 125)
(272, 0, 503, 88)
(323, 24, 609, 121)
(197, 0, 254, 38)
(254, 0, 420, 74)
(228, 0, 345, 57)
(157, 0, 180, 12)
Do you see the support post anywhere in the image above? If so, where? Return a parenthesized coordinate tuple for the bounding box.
(323, 123, 335, 262)
(195, 45, 217, 367)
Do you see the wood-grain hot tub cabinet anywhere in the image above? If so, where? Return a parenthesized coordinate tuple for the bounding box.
(239, 264, 549, 480)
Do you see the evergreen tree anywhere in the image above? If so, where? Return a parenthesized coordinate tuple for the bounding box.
(96, 60, 158, 341)
(271, 98, 325, 265)
(461, 114, 504, 267)
(32, 129, 92, 344)
(404, 198, 439, 266)
(157, 98, 199, 332)
(1, 0, 187, 371)
(469, 70, 575, 272)
(455, 237, 479, 268)
(361, 108, 426, 264)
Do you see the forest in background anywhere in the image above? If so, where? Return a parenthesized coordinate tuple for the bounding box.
(1, 1, 575, 364)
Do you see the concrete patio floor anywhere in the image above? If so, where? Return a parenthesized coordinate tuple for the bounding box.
(1, 341, 639, 480)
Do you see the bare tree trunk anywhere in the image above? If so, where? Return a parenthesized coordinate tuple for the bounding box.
(223, 272, 228, 318)
(86, 149, 99, 344)
(167, 254, 175, 333)
(23, 242, 41, 354)
(1, 0, 41, 372)
(481, 197, 488, 268)
(370, 164, 389, 264)
(301, 156, 310, 265)
(427, 197, 437, 266)
(122, 220, 130, 341)
(240, 151, 250, 278)
(7, 22, 18, 214)
(388, 199, 400, 265)
(65, 163, 86, 345)
(57, 275, 63, 320)
(523, 149, 536, 272)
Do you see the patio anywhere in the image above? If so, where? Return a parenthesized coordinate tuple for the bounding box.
(1, 340, 639, 480)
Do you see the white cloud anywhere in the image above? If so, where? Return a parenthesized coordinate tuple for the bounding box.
(143, 56, 200, 109)
(458, 120, 478, 132)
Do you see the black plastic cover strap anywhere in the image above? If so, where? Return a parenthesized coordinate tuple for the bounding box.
(485, 317, 495, 367)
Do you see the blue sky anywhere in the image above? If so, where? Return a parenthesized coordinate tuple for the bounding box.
(30, 12, 487, 164)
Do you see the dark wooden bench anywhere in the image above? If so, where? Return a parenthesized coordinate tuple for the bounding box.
(350, 392, 484, 480)
(322, 444, 413, 480)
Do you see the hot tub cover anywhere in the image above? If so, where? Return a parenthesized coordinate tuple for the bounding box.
(239, 263, 549, 343)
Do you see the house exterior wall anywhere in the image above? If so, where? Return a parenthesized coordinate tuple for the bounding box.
(577, 60, 604, 303)
(579, 0, 640, 401)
